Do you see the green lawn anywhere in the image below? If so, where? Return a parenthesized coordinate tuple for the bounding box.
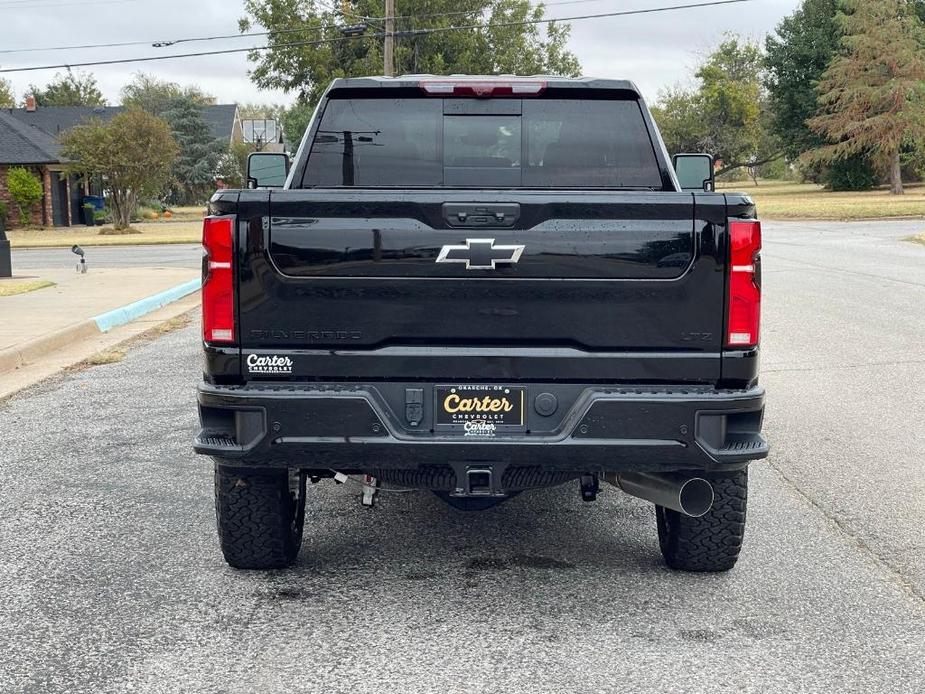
(0, 279, 56, 297)
(8, 221, 201, 248)
(717, 180, 925, 220)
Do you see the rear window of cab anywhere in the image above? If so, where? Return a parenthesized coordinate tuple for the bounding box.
(301, 97, 664, 189)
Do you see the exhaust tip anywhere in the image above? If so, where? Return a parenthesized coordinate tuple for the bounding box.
(678, 478, 714, 518)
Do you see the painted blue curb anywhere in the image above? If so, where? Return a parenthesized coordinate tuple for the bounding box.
(92, 277, 201, 333)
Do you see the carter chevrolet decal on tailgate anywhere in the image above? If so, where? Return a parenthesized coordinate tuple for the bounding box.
(246, 354, 293, 375)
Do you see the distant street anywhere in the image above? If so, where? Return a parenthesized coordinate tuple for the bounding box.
(1, 219, 923, 693)
(11, 244, 201, 270)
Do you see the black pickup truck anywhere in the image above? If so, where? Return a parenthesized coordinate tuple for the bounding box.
(194, 75, 768, 572)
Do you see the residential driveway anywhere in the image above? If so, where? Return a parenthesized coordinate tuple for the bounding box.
(0, 220, 923, 693)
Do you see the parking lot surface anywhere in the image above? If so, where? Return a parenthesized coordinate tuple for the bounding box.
(1, 220, 923, 693)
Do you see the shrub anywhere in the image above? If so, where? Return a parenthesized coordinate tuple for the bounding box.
(7, 167, 43, 226)
(824, 155, 879, 192)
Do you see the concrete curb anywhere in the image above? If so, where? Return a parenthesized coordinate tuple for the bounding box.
(0, 277, 201, 375)
(92, 278, 201, 333)
(0, 320, 99, 374)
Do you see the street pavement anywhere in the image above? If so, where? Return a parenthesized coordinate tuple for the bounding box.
(10, 244, 201, 270)
(1, 220, 923, 693)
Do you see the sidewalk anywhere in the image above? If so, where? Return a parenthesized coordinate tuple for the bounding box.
(0, 266, 199, 395)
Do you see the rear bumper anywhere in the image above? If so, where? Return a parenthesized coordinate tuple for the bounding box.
(194, 382, 768, 476)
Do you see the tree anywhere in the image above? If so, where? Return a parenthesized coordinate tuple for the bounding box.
(160, 95, 227, 204)
(652, 35, 781, 180)
(765, 0, 877, 189)
(696, 37, 779, 177)
(650, 88, 706, 156)
(121, 73, 214, 115)
(764, 0, 838, 161)
(240, 0, 581, 142)
(6, 167, 44, 227)
(237, 102, 285, 120)
(0, 78, 14, 108)
(60, 111, 178, 230)
(216, 141, 253, 188)
(277, 102, 316, 148)
(805, 0, 925, 194)
(29, 70, 105, 107)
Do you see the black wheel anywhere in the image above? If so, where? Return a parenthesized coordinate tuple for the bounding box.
(214, 464, 306, 569)
(655, 469, 748, 572)
(432, 491, 518, 511)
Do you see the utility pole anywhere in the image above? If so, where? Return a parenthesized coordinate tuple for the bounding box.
(383, 0, 395, 77)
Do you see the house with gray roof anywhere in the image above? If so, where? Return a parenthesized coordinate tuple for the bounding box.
(0, 102, 242, 227)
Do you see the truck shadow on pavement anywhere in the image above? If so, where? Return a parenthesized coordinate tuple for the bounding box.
(259, 482, 669, 586)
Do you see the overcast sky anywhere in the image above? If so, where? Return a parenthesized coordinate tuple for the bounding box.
(0, 0, 802, 107)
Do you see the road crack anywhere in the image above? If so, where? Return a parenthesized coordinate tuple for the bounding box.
(766, 459, 925, 607)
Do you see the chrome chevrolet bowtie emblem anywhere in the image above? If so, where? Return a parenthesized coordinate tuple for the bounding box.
(435, 238, 525, 270)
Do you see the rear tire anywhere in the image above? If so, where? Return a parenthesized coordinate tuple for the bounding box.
(655, 469, 747, 572)
(214, 464, 305, 569)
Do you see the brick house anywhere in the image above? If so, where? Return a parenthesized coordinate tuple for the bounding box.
(0, 110, 75, 227)
(0, 102, 243, 227)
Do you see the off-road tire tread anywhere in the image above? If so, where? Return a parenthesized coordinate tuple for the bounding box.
(656, 470, 747, 572)
(214, 465, 303, 570)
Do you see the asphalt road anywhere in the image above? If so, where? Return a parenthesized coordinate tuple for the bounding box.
(11, 244, 201, 270)
(1, 220, 923, 693)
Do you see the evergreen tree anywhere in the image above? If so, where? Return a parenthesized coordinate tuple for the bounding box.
(805, 0, 925, 194)
(160, 96, 226, 204)
(765, 0, 878, 189)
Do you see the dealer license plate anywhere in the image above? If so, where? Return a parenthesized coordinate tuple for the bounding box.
(434, 385, 526, 436)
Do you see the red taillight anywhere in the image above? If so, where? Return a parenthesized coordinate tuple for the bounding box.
(419, 79, 546, 97)
(202, 216, 235, 344)
(726, 220, 761, 348)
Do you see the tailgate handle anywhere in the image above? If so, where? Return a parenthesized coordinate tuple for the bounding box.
(443, 203, 519, 228)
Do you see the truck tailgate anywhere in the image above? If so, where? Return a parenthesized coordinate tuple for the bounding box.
(233, 189, 728, 382)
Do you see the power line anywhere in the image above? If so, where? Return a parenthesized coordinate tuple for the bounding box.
(0, 0, 601, 55)
(0, 0, 138, 9)
(0, 0, 759, 74)
(0, 0, 696, 57)
(0, 19, 345, 54)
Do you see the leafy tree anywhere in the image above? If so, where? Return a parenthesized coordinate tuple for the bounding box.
(29, 70, 105, 107)
(764, 0, 838, 161)
(237, 102, 285, 120)
(121, 73, 214, 115)
(650, 88, 705, 156)
(278, 102, 316, 148)
(216, 141, 254, 188)
(60, 111, 178, 230)
(695, 37, 778, 176)
(764, 0, 877, 189)
(160, 96, 228, 204)
(805, 0, 925, 194)
(6, 167, 44, 227)
(240, 0, 581, 143)
(652, 35, 781, 180)
(0, 78, 14, 108)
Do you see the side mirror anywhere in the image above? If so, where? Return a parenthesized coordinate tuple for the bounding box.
(673, 153, 715, 192)
(246, 152, 290, 189)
